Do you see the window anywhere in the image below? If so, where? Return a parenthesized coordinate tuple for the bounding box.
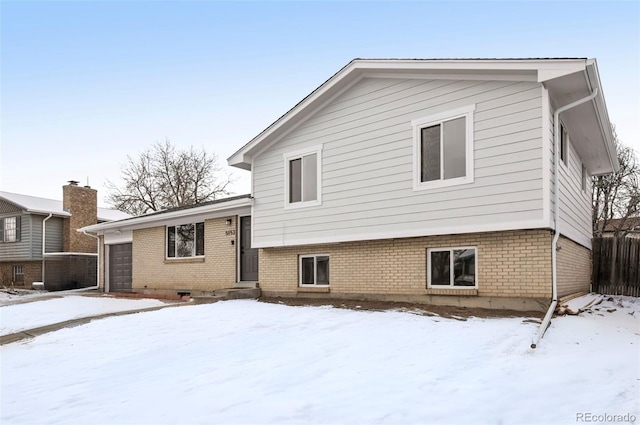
(582, 164, 588, 192)
(284, 145, 322, 208)
(13, 265, 24, 284)
(560, 123, 568, 165)
(167, 222, 204, 258)
(0, 216, 21, 243)
(427, 247, 477, 288)
(413, 105, 475, 190)
(299, 255, 329, 286)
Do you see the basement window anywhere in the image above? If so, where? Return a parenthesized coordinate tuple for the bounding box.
(299, 254, 330, 286)
(427, 247, 477, 288)
(13, 265, 24, 284)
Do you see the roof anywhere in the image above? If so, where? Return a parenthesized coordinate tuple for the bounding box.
(79, 194, 253, 234)
(228, 57, 618, 175)
(0, 191, 131, 221)
(599, 217, 640, 233)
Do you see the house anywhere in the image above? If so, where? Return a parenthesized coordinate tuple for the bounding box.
(82, 58, 619, 312)
(77, 195, 254, 294)
(0, 182, 129, 290)
(597, 217, 640, 238)
(227, 58, 618, 311)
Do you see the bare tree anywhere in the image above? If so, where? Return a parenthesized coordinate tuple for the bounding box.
(592, 130, 640, 237)
(106, 140, 233, 215)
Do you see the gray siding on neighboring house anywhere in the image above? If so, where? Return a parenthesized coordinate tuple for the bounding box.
(30, 215, 64, 258)
(252, 77, 546, 247)
(0, 212, 31, 261)
(0, 200, 22, 214)
(0, 214, 65, 261)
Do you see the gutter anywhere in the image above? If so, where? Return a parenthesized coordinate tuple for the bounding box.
(531, 88, 598, 349)
(41, 214, 53, 285)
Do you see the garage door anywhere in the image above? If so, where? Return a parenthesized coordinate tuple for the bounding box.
(109, 243, 132, 292)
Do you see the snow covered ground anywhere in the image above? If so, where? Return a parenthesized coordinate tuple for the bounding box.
(0, 295, 167, 336)
(1, 296, 638, 424)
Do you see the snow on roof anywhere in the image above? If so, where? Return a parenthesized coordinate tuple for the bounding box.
(0, 191, 130, 222)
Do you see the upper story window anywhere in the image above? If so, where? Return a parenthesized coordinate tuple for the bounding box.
(284, 145, 322, 209)
(167, 222, 204, 258)
(412, 105, 475, 191)
(560, 123, 569, 166)
(0, 216, 21, 243)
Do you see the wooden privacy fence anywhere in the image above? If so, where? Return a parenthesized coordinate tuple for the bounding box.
(592, 236, 640, 297)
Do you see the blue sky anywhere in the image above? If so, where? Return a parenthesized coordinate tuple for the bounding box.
(1, 1, 639, 205)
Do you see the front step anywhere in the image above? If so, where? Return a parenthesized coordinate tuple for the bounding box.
(192, 287, 261, 305)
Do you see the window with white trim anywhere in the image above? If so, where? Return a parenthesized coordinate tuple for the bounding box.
(427, 247, 477, 288)
(560, 123, 568, 166)
(299, 254, 329, 286)
(413, 105, 475, 190)
(0, 216, 21, 243)
(167, 222, 204, 258)
(13, 265, 24, 284)
(284, 146, 322, 208)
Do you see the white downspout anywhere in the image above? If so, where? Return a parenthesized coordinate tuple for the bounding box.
(81, 230, 101, 290)
(531, 88, 598, 349)
(41, 214, 53, 284)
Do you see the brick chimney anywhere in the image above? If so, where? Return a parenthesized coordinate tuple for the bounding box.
(62, 181, 98, 253)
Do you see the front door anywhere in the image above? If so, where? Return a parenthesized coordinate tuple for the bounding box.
(240, 216, 259, 281)
(109, 243, 132, 292)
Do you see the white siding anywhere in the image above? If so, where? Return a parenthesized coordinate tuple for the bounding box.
(548, 101, 593, 249)
(252, 77, 547, 247)
(557, 132, 593, 247)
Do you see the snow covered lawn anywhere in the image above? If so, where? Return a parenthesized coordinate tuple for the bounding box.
(1, 297, 638, 424)
(0, 295, 167, 336)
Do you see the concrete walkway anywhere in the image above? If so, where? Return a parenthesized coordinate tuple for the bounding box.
(0, 298, 189, 346)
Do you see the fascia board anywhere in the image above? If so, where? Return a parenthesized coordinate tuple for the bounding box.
(228, 60, 360, 168)
(585, 59, 620, 173)
(79, 198, 252, 234)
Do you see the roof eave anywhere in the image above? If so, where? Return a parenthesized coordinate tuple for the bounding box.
(586, 59, 620, 173)
(79, 197, 253, 234)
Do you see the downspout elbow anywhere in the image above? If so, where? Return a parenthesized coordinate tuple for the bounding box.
(531, 88, 598, 349)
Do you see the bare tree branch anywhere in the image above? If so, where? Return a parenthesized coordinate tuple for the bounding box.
(592, 128, 640, 237)
(106, 140, 234, 215)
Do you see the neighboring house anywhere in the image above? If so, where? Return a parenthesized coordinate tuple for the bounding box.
(0, 182, 129, 289)
(82, 58, 619, 311)
(597, 217, 640, 238)
(78, 195, 255, 294)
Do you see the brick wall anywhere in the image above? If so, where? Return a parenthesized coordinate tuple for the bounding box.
(62, 183, 98, 253)
(557, 235, 591, 297)
(131, 216, 237, 294)
(0, 261, 42, 287)
(259, 229, 554, 308)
